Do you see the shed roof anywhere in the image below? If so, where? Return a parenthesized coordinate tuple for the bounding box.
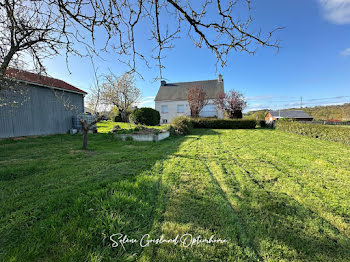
(4, 68, 87, 94)
(155, 79, 224, 101)
(270, 110, 313, 119)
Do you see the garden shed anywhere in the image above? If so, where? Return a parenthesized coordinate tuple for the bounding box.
(0, 68, 86, 138)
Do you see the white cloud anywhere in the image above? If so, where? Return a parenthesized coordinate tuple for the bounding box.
(340, 47, 350, 56)
(143, 96, 156, 100)
(318, 0, 350, 24)
(137, 97, 155, 108)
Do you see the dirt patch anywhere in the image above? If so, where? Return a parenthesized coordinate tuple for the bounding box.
(12, 137, 27, 140)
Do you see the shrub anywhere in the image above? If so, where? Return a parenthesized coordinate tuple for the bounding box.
(166, 125, 176, 136)
(190, 118, 256, 129)
(259, 120, 267, 128)
(171, 116, 193, 135)
(130, 108, 160, 126)
(276, 120, 350, 146)
(114, 113, 122, 122)
(259, 120, 273, 128)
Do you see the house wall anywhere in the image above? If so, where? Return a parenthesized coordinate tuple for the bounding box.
(155, 99, 223, 124)
(0, 82, 84, 138)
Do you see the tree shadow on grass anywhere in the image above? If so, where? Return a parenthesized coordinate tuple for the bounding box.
(142, 134, 350, 261)
(0, 133, 191, 261)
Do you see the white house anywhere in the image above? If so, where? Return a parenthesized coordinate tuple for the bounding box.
(155, 75, 225, 124)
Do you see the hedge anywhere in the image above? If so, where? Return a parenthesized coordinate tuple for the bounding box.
(190, 118, 256, 129)
(170, 117, 256, 135)
(276, 120, 350, 146)
(171, 116, 193, 135)
(130, 107, 160, 126)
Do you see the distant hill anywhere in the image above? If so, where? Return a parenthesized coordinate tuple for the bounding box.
(244, 109, 269, 120)
(245, 103, 350, 121)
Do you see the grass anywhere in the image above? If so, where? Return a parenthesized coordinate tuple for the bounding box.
(97, 121, 166, 133)
(1, 129, 350, 261)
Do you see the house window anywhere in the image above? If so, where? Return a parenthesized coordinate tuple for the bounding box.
(161, 105, 168, 113)
(177, 104, 184, 113)
(162, 119, 168, 124)
(200, 104, 216, 117)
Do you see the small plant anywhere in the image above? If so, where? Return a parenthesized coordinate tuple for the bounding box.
(166, 125, 176, 136)
(171, 116, 193, 135)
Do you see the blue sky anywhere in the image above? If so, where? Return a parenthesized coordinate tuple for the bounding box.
(43, 0, 350, 111)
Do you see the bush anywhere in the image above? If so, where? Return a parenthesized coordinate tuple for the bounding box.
(276, 120, 350, 145)
(190, 118, 256, 129)
(259, 120, 267, 128)
(259, 120, 273, 128)
(114, 113, 122, 122)
(171, 116, 193, 135)
(130, 108, 160, 126)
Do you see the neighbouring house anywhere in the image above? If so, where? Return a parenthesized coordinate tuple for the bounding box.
(155, 75, 224, 123)
(0, 68, 86, 138)
(265, 110, 314, 123)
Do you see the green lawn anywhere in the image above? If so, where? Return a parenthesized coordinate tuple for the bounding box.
(1, 129, 350, 261)
(97, 121, 166, 133)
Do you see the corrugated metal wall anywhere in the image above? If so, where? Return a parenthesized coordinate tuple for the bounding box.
(0, 82, 84, 138)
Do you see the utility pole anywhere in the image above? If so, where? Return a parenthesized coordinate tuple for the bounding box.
(300, 96, 303, 108)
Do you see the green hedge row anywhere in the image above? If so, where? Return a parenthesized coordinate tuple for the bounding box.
(170, 117, 256, 135)
(190, 118, 256, 129)
(276, 120, 350, 146)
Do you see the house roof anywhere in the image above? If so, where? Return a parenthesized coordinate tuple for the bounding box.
(4, 68, 87, 94)
(269, 110, 313, 119)
(155, 79, 224, 101)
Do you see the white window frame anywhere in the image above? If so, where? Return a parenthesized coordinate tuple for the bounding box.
(177, 104, 184, 113)
(161, 105, 168, 113)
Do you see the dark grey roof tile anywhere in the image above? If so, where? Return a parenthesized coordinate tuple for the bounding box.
(270, 110, 313, 118)
(155, 79, 224, 101)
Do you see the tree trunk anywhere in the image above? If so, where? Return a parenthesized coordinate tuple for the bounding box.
(121, 110, 129, 122)
(0, 46, 19, 79)
(82, 130, 88, 150)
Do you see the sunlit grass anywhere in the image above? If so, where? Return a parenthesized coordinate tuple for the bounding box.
(97, 120, 166, 133)
(1, 129, 349, 261)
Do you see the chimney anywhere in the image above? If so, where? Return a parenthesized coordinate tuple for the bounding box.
(218, 74, 223, 82)
(161, 80, 166, 86)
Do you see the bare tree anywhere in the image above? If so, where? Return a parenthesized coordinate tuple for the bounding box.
(0, 0, 87, 78)
(1, 0, 282, 80)
(0, 78, 29, 108)
(80, 116, 103, 150)
(59, 0, 282, 78)
(85, 53, 104, 115)
(215, 90, 247, 119)
(101, 73, 141, 122)
(187, 86, 209, 117)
